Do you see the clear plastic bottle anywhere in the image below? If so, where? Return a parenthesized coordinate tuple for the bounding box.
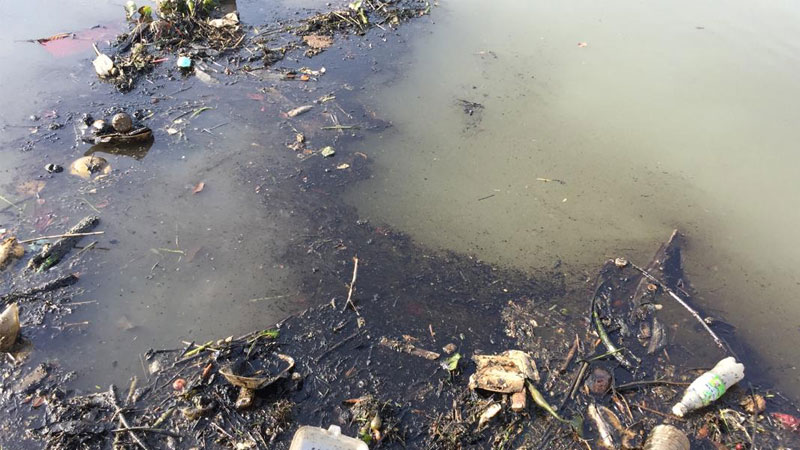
(644, 424, 689, 450)
(671, 356, 745, 417)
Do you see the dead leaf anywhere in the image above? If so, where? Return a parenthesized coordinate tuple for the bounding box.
(31, 396, 46, 408)
(0, 237, 25, 270)
(303, 34, 334, 50)
(336, 163, 350, 170)
(577, 42, 588, 48)
(192, 182, 205, 194)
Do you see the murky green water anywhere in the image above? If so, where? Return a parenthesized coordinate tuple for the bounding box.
(346, 0, 800, 394)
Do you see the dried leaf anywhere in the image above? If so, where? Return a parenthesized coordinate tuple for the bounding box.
(192, 182, 205, 194)
(577, 42, 588, 48)
(0, 238, 25, 270)
(303, 34, 334, 50)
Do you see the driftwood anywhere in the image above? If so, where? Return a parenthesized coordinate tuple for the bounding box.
(27, 216, 99, 271)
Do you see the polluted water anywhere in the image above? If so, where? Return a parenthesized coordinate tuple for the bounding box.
(345, 0, 800, 399)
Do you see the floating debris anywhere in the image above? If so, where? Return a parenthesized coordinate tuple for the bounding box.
(69, 156, 111, 179)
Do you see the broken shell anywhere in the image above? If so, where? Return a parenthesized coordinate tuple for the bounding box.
(219, 353, 295, 390)
(370, 414, 382, 431)
(477, 403, 502, 429)
(44, 164, 63, 174)
(235, 387, 255, 410)
(111, 112, 133, 133)
(94, 127, 153, 145)
(646, 283, 658, 293)
(92, 119, 112, 135)
(69, 156, 111, 179)
(614, 257, 629, 268)
(0, 303, 20, 352)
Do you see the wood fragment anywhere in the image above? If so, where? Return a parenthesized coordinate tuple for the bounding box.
(1, 273, 80, 304)
(379, 336, 440, 360)
(511, 390, 527, 412)
(27, 215, 100, 271)
(109, 385, 150, 450)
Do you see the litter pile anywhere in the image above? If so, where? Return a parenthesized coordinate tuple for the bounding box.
(87, 0, 431, 91)
(6, 230, 800, 449)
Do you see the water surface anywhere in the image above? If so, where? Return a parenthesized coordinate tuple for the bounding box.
(346, 0, 800, 394)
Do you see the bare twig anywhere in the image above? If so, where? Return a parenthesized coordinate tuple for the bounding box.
(629, 261, 729, 353)
(344, 256, 360, 315)
(112, 427, 180, 438)
(615, 379, 691, 391)
(109, 385, 151, 450)
(19, 231, 104, 244)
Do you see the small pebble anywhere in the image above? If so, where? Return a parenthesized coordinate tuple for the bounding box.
(45, 164, 63, 174)
(172, 378, 186, 391)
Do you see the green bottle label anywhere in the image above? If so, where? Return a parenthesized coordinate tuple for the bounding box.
(692, 372, 727, 405)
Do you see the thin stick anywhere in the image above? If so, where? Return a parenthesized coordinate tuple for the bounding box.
(112, 427, 181, 438)
(81, 197, 102, 214)
(0, 194, 19, 210)
(633, 402, 684, 421)
(615, 379, 691, 391)
(19, 231, 104, 244)
(109, 385, 151, 450)
(629, 261, 728, 352)
(344, 256, 360, 315)
(322, 125, 359, 130)
(558, 334, 580, 373)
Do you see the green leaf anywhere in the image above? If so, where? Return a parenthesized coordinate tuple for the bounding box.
(258, 329, 280, 339)
(445, 352, 461, 371)
(138, 5, 153, 20)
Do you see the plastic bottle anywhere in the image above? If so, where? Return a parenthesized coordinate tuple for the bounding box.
(644, 424, 690, 450)
(671, 356, 745, 417)
(289, 425, 368, 450)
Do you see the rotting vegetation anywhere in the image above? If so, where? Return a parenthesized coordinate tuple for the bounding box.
(95, 0, 431, 91)
(7, 202, 800, 448)
(3, 0, 800, 449)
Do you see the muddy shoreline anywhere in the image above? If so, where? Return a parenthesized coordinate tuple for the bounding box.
(1, 1, 800, 448)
